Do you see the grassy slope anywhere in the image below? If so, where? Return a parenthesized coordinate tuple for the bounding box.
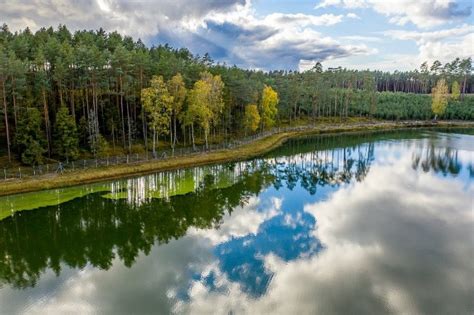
(0, 120, 473, 197)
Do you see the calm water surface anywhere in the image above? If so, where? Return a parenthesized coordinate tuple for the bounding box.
(0, 129, 473, 315)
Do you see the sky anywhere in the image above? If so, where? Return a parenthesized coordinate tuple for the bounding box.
(0, 0, 472, 72)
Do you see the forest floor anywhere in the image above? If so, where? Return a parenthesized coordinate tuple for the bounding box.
(0, 119, 473, 197)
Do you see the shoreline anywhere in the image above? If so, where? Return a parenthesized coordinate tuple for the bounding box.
(0, 120, 473, 197)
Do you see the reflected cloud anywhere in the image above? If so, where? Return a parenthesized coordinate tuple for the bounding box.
(0, 237, 213, 315)
(188, 197, 282, 245)
(175, 136, 474, 315)
(0, 130, 473, 314)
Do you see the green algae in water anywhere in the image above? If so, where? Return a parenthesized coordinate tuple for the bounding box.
(0, 162, 253, 220)
(0, 183, 111, 220)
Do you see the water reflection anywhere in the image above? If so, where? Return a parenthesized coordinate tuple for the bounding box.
(0, 129, 472, 314)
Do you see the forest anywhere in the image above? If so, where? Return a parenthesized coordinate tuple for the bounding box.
(0, 24, 473, 166)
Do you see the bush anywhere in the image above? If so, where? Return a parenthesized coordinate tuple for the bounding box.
(129, 144, 145, 154)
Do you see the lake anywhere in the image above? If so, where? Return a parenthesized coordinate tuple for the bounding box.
(0, 129, 473, 315)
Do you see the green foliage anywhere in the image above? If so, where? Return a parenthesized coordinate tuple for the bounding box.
(94, 134, 110, 158)
(188, 78, 212, 144)
(261, 85, 279, 129)
(244, 104, 260, 133)
(14, 108, 46, 165)
(186, 71, 224, 148)
(451, 81, 460, 101)
(54, 106, 79, 162)
(432, 79, 448, 118)
(141, 75, 173, 153)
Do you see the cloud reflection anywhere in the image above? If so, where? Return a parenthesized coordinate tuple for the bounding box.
(176, 143, 473, 314)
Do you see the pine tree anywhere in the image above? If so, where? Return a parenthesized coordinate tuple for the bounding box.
(0, 45, 11, 162)
(15, 108, 46, 165)
(54, 106, 79, 162)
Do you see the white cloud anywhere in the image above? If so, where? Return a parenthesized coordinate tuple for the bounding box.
(346, 12, 361, 19)
(385, 23, 473, 43)
(318, 53, 420, 71)
(0, 0, 248, 38)
(385, 24, 474, 65)
(188, 196, 282, 245)
(315, 0, 472, 28)
(320, 23, 473, 71)
(340, 35, 382, 42)
(264, 13, 345, 26)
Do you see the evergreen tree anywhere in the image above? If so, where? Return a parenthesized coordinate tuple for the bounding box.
(15, 108, 46, 165)
(54, 106, 79, 162)
(0, 44, 11, 162)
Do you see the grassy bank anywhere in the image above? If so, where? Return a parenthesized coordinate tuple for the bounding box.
(1, 120, 473, 197)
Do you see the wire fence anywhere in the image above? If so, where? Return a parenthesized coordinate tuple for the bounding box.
(1, 125, 320, 181)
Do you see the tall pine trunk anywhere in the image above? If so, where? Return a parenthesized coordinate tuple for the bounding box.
(42, 87, 51, 157)
(191, 123, 196, 150)
(152, 129, 156, 155)
(462, 74, 467, 100)
(11, 78, 18, 128)
(2, 80, 10, 162)
(119, 75, 126, 149)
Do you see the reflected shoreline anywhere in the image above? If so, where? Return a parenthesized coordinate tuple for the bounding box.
(0, 129, 473, 315)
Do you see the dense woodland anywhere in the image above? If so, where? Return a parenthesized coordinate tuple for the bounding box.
(0, 24, 473, 166)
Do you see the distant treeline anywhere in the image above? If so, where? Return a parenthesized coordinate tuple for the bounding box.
(0, 24, 472, 165)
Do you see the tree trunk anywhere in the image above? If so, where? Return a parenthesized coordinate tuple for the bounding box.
(142, 110, 148, 152)
(119, 75, 126, 149)
(169, 119, 173, 150)
(462, 74, 467, 100)
(2, 81, 11, 162)
(42, 87, 51, 157)
(10, 77, 18, 128)
(139, 68, 148, 153)
(59, 82, 64, 106)
(191, 123, 196, 150)
(70, 87, 75, 119)
(111, 121, 116, 152)
(152, 129, 156, 155)
(183, 124, 186, 146)
(126, 98, 132, 152)
(173, 114, 178, 147)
